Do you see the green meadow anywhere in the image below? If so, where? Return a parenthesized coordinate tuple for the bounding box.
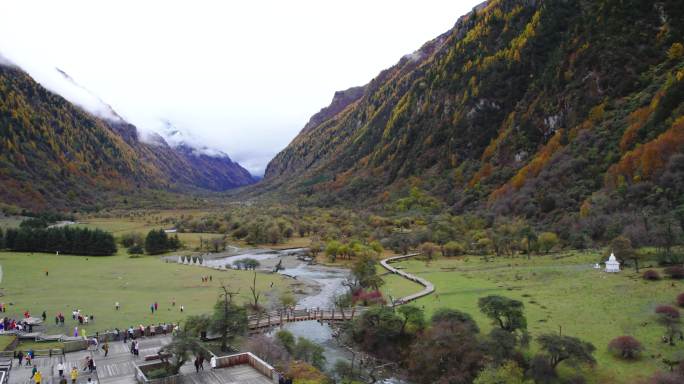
(381, 252, 684, 383)
(0, 250, 292, 336)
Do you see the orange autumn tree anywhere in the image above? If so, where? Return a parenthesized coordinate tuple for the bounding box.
(607, 115, 684, 187)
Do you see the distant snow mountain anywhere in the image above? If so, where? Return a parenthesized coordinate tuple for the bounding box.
(0, 61, 256, 210)
(157, 119, 229, 158)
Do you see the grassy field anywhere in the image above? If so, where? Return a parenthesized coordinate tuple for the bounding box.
(381, 252, 684, 383)
(0, 250, 293, 337)
(0, 335, 16, 351)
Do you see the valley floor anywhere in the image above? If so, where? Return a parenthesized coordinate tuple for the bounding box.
(381, 251, 684, 383)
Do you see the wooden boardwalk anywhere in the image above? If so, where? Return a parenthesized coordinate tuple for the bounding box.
(380, 253, 434, 304)
(179, 365, 271, 384)
(94, 336, 172, 384)
(247, 307, 360, 332)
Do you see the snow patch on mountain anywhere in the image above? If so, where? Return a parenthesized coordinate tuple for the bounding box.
(156, 119, 229, 158)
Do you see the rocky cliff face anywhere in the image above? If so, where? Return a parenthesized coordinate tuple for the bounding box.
(260, 0, 684, 224)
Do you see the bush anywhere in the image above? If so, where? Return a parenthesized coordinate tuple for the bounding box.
(643, 270, 662, 280)
(608, 336, 643, 359)
(128, 244, 144, 255)
(677, 293, 684, 308)
(443, 241, 465, 256)
(655, 305, 680, 319)
(664, 266, 684, 279)
(146, 368, 171, 379)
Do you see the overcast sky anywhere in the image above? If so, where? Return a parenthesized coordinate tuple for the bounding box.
(0, 0, 481, 175)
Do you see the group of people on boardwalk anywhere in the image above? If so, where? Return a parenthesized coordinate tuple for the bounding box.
(56, 363, 82, 384)
(29, 358, 92, 384)
(15, 350, 34, 366)
(193, 354, 206, 372)
(82, 356, 96, 373)
(0, 316, 35, 332)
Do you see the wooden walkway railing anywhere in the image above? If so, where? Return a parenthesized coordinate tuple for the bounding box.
(380, 253, 435, 304)
(247, 307, 361, 331)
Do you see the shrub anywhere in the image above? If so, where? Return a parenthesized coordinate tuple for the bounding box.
(352, 289, 386, 306)
(128, 244, 144, 255)
(643, 270, 662, 280)
(655, 305, 680, 319)
(608, 336, 643, 359)
(146, 368, 171, 379)
(443, 241, 465, 256)
(664, 266, 684, 279)
(677, 293, 684, 308)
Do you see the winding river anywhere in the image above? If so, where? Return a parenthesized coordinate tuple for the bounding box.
(192, 247, 409, 382)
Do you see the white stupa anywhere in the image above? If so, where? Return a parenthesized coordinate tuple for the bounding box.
(605, 253, 620, 273)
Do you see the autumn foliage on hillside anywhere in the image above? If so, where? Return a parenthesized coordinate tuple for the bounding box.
(255, 0, 684, 230)
(607, 116, 684, 187)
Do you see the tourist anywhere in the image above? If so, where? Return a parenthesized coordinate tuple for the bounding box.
(150, 304, 154, 314)
(70, 367, 78, 384)
(210, 356, 216, 370)
(88, 357, 95, 373)
(83, 356, 90, 371)
(172, 298, 175, 307)
(194, 357, 200, 373)
(25, 352, 32, 366)
(55, 315, 59, 326)
(74, 327, 79, 337)
(154, 302, 158, 311)
(180, 305, 184, 312)
(102, 342, 109, 357)
(57, 362, 65, 377)
(198, 354, 204, 370)
(133, 341, 139, 357)
(41, 311, 46, 321)
(59, 377, 67, 384)
(33, 369, 41, 384)
(115, 302, 119, 311)
(16, 350, 23, 366)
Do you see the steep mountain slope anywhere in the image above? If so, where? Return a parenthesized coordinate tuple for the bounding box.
(262, 0, 684, 225)
(0, 63, 255, 210)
